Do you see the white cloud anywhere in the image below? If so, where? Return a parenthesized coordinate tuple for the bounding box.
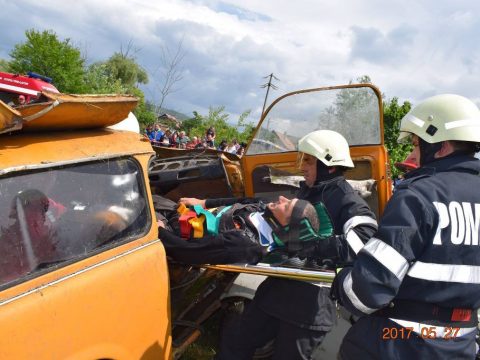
(2, 0, 480, 119)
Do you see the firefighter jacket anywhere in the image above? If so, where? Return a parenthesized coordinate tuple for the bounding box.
(254, 176, 378, 330)
(332, 155, 480, 359)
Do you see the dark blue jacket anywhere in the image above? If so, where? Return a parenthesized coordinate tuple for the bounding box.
(255, 176, 377, 330)
(333, 155, 480, 359)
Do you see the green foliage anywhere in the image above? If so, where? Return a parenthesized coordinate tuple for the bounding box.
(334, 82, 379, 144)
(237, 110, 256, 141)
(185, 107, 255, 144)
(130, 87, 156, 127)
(345, 76, 414, 179)
(314, 75, 381, 146)
(8, 29, 85, 93)
(353, 75, 372, 85)
(94, 52, 154, 126)
(104, 53, 148, 90)
(84, 53, 153, 127)
(0, 58, 9, 71)
(383, 97, 413, 178)
(180, 311, 221, 359)
(181, 115, 204, 135)
(83, 62, 127, 94)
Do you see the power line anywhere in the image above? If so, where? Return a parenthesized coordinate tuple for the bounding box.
(260, 73, 280, 117)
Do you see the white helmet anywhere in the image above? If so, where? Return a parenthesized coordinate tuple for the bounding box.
(298, 130, 354, 168)
(398, 94, 480, 144)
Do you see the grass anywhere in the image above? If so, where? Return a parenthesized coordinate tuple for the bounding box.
(179, 310, 222, 360)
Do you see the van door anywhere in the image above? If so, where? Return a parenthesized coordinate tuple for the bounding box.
(242, 84, 390, 218)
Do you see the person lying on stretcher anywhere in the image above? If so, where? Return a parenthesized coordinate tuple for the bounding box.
(157, 195, 324, 265)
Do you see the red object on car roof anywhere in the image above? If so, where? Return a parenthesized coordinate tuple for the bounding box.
(0, 71, 59, 98)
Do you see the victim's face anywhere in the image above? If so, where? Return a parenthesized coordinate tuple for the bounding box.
(300, 153, 317, 187)
(267, 196, 298, 226)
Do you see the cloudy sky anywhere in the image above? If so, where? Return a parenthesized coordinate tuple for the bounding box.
(1, 0, 480, 120)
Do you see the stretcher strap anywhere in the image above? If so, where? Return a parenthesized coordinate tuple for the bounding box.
(192, 205, 232, 235)
(193, 205, 217, 235)
(189, 215, 205, 238)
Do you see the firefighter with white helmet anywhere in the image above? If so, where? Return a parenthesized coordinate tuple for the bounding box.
(298, 129, 354, 168)
(216, 129, 378, 359)
(332, 94, 480, 359)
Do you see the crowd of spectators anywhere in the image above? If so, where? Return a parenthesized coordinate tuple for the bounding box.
(145, 124, 247, 156)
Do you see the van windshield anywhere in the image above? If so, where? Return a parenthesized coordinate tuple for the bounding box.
(0, 158, 149, 287)
(247, 86, 381, 155)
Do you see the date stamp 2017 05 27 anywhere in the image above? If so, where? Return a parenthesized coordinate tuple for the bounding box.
(382, 326, 460, 340)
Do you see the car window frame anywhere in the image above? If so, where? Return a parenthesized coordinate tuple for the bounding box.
(0, 155, 152, 291)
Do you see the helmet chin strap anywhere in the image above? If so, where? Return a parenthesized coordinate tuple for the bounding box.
(262, 206, 282, 229)
(315, 159, 338, 182)
(419, 138, 443, 166)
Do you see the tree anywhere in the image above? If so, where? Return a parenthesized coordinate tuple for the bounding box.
(83, 41, 148, 94)
(100, 44, 152, 126)
(130, 88, 156, 127)
(84, 44, 153, 127)
(333, 77, 380, 144)
(316, 75, 381, 145)
(151, 39, 186, 112)
(180, 115, 203, 136)
(0, 59, 8, 71)
(383, 97, 413, 178)
(83, 62, 127, 94)
(237, 110, 256, 142)
(324, 75, 414, 178)
(8, 29, 85, 93)
(104, 52, 148, 90)
(185, 107, 255, 144)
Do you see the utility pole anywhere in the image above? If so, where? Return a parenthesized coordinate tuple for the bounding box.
(260, 73, 279, 117)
